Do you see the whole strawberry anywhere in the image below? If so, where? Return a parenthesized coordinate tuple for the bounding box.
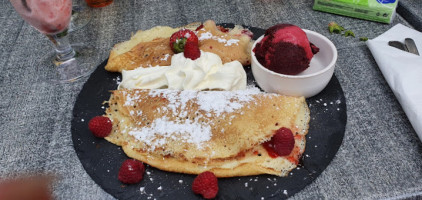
(169, 29, 198, 53)
(88, 116, 112, 138)
(272, 127, 295, 156)
(118, 159, 145, 184)
(192, 171, 218, 199)
(184, 41, 201, 60)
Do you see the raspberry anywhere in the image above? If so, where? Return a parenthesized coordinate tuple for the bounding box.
(184, 41, 201, 60)
(192, 171, 218, 199)
(118, 159, 145, 184)
(88, 116, 112, 138)
(272, 127, 295, 156)
(169, 29, 199, 53)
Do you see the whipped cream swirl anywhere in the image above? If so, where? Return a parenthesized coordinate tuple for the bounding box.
(119, 51, 247, 91)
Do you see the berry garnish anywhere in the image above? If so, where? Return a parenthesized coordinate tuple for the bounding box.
(272, 127, 295, 156)
(88, 116, 112, 138)
(192, 171, 218, 199)
(169, 29, 199, 53)
(195, 24, 204, 31)
(184, 41, 201, 60)
(217, 25, 229, 33)
(328, 21, 344, 34)
(118, 159, 145, 184)
(241, 29, 254, 39)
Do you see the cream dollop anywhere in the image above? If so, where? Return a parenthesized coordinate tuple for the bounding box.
(118, 51, 247, 91)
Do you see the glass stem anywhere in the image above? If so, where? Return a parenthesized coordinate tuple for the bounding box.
(46, 29, 76, 65)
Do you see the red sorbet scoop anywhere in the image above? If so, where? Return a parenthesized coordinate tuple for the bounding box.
(254, 24, 319, 75)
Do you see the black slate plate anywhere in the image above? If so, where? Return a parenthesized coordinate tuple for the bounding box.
(71, 25, 346, 200)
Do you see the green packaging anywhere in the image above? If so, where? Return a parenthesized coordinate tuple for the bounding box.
(313, 0, 398, 24)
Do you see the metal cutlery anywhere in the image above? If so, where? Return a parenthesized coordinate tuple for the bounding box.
(388, 38, 419, 56)
(405, 38, 420, 55)
(388, 41, 408, 52)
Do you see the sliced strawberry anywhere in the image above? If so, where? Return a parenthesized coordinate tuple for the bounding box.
(184, 41, 201, 60)
(195, 24, 204, 31)
(169, 29, 199, 53)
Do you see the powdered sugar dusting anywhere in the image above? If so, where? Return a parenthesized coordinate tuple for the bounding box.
(225, 39, 240, 46)
(124, 91, 141, 106)
(160, 54, 170, 61)
(123, 87, 263, 150)
(146, 87, 262, 117)
(198, 31, 239, 46)
(148, 90, 197, 116)
(128, 117, 212, 150)
(197, 88, 261, 116)
(199, 32, 213, 40)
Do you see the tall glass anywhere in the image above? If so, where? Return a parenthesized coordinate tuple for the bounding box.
(69, 0, 92, 32)
(10, 0, 96, 83)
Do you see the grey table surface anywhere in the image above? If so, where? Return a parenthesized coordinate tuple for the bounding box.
(1, 0, 422, 199)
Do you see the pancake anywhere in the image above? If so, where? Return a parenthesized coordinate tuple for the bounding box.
(105, 26, 182, 72)
(105, 88, 310, 177)
(104, 20, 253, 72)
(106, 38, 174, 72)
(197, 20, 253, 66)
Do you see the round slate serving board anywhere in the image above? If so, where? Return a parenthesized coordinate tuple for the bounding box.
(71, 25, 346, 200)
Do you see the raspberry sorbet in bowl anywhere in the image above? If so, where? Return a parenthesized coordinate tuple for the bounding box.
(251, 24, 337, 98)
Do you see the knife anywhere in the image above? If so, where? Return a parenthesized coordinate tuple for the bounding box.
(405, 38, 420, 56)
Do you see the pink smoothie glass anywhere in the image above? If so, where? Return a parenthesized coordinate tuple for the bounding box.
(10, 0, 96, 83)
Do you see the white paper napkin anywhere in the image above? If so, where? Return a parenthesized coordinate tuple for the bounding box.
(367, 24, 422, 141)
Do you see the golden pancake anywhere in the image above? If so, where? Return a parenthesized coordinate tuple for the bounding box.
(105, 26, 182, 72)
(106, 38, 174, 72)
(197, 20, 253, 66)
(104, 20, 253, 72)
(105, 88, 310, 177)
(122, 140, 305, 177)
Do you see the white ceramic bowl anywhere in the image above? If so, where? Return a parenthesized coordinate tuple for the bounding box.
(251, 29, 337, 98)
